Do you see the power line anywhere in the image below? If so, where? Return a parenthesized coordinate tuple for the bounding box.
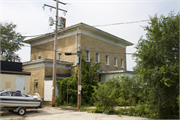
(92, 16, 170, 27)
(93, 19, 150, 27)
(0, 32, 54, 38)
(0, 19, 151, 38)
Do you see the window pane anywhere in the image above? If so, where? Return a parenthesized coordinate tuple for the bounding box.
(121, 59, 124, 68)
(86, 51, 89, 61)
(114, 57, 117, 66)
(96, 53, 99, 62)
(106, 55, 109, 65)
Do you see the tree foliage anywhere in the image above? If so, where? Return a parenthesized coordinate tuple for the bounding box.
(56, 55, 101, 106)
(93, 81, 117, 114)
(0, 22, 24, 62)
(93, 75, 143, 114)
(133, 11, 179, 119)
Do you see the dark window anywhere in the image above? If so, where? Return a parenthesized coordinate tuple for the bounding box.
(96, 53, 99, 62)
(86, 51, 90, 61)
(58, 53, 61, 61)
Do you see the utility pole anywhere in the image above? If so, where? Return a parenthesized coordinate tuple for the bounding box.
(52, 0, 58, 107)
(43, 0, 67, 107)
(65, 48, 82, 110)
(77, 49, 81, 109)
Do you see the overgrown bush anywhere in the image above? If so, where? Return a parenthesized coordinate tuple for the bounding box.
(55, 55, 101, 106)
(92, 82, 117, 114)
(93, 75, 144, 114)
(55, 72, 78, 106)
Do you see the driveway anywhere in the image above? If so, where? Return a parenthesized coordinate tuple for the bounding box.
(0, 107, 151, 120)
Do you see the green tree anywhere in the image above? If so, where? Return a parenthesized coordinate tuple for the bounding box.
(0, 22, 24, 62)
(133, 12, 179, 119)
(56, 55, 101, 106)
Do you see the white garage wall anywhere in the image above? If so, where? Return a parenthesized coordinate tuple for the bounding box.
(100, 72, 134, 83)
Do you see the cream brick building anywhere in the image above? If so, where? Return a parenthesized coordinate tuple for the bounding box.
(22, 23, 133, 101)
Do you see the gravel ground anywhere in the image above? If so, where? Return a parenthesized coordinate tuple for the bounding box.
(0, 106, 151, 120)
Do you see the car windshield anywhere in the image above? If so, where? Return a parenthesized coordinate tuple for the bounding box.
(0, 90, 5, 92)
(0, 91, 11, 96)
(12, 91, 23, 97)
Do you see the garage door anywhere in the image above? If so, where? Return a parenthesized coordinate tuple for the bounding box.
(44, 80, 58, 101)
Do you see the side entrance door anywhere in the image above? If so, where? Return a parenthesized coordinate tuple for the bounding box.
(44, 80, 58, 101)
(16, 77, 25, 94)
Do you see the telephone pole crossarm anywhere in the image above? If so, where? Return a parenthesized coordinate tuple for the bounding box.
(44, 4, 67, 12)
(53, 0, 67, 5)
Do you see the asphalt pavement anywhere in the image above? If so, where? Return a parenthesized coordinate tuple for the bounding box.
(0, 106, 151, 120)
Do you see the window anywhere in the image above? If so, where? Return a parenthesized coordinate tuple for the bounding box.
(106, 55, 109, 65)
(121, 59, 124, 68)
(96, 53, 100, 63)
(86, 51, 90, 62)
(38, 56, 41, 59)
(114, 57, 117, 67)
(34, 80, 38, 92)
(58, 53, 61, 61)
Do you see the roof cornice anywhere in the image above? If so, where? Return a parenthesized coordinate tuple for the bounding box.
(23, 23, 133, 46)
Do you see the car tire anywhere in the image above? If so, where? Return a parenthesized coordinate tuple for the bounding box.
(18, 107, 26, 116)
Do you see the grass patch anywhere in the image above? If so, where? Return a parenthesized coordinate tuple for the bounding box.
(42, 102, 51, 106)
(80, 107, 95, 113)
(1, 110, 12, 116)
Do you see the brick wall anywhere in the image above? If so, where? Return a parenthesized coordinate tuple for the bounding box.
(80, 34, 126, 71)
(23, 67, 45, 100)
(31, 35, 80, 66)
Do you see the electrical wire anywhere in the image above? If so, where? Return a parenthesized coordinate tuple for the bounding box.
(0, 16, 171, 38)
(93, 19, 150, 27)
(0, 32, 54, 38)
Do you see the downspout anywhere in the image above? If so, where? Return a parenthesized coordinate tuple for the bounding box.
(71, 27, 79, 67)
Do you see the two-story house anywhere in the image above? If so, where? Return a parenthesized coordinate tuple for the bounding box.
(22, 22, 133, 101)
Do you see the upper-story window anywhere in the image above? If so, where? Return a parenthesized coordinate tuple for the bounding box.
(121, 59, 124, 68)
(114, 57, 117, 67)
(58, 53, 62, 61)
(106, 55, 109, 65)
(86, 51, 90, 62)
(96, 53, 100, 63)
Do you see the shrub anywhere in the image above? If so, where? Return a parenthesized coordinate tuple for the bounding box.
(93, 82, 117, 114)
(55, 55, 101, 106)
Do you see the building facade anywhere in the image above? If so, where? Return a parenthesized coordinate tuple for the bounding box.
(0, 58, 31, 94)
(22, 23, 133, 101)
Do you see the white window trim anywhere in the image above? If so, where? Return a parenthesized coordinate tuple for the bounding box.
(86, 51, 90, 62)
(106, 55, 109, 65)
(121, 59, 124, 68)
(114, 57, 118, 67)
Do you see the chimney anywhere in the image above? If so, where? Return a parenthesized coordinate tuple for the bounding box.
(58, 17, 66, 29)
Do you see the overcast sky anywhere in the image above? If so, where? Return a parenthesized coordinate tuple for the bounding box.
(1, 0, 179, 71)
